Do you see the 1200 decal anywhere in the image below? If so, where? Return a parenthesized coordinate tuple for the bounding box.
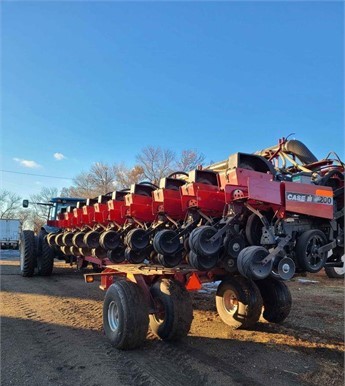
(286, 192, 333, 205)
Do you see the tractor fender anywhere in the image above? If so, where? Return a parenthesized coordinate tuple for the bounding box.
(42, 225, 60, 234)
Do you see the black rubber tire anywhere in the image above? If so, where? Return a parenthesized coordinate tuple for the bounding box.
(62, 232, 74, 247)
(156, 252, 182, 268)
(188, 250, 218, 271)
(149, 279, 193, 341)
(255, 278, 292, 323)
(216, 276, 263, 329)
(72, 231, 87, 248)
(126, 228, 149, 251)
(325, 263, 344, 279)
(83, 231, 100, 249)
(189, 226, 222, 256)
(237, 246, 272, 280)
(124, 247, 146, 264)
(92, 247, 108, 259)
(20, 230, 36, 277)
(325, 247, 345, 279)
(107, 246, 126, 264)
(295, 230, 328, 273)
(99, 230, 120, 250)
(55, 233, 65, 247)
(37, 231, 54, 276)
(47, 233, 57, 247)
(245, 213, 263, 246)
(103, 280, 149, 349)
(153, 230, 180, 256)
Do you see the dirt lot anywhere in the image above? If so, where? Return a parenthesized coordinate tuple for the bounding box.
(1, 250, 344, 386)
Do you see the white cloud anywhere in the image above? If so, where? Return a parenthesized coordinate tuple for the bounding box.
(54, 152, 66, 160)
(13, 157, 42, 168)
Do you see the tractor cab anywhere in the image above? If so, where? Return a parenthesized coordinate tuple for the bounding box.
(23, 197, 85, 228)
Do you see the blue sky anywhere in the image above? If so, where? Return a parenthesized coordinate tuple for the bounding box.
(1, 1, 344, 197)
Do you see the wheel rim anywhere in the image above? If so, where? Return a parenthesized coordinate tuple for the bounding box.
(222, 289, 238, 315)
(19, 240, 24, 270)
(108, 301, 120, 331)
(305, 235, 326, 269)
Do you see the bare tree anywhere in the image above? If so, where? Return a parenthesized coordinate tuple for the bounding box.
(62, 163, 117, 198)
(89, 162, 117, 194)
(136, 146, 175, 184)
(113, 163, 144, 189)
(30, 186, 58, 220)
(60, 147, 207, 200)
(0, 190, 22, 219)
(61, 172, 97, 198)
(175, 149, 206, 172)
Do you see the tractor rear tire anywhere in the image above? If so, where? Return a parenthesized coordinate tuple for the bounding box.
(255, 278, 292, 323)
(216, 276, 263, 329)
(149, 279, 193, 341)
(20, 230, 35, 277)
(37, 231, 54, 276)
(103, 280, 149, 350)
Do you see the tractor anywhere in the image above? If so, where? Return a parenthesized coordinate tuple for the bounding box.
(20, 197, 84, 277)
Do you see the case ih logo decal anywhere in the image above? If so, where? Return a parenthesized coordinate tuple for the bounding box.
(286, 192, 333, 205)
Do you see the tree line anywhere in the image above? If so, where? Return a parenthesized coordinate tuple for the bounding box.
(1, 146, 205, 232)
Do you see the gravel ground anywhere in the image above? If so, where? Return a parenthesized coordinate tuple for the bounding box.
(1, 249, 344, 386)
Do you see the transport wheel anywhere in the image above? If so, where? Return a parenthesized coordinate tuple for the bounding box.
(245, 213, 263, 246)
(325, 250, 345, 279)
(126, 229, 149, 251)
(188, 250, 218, 271)
(99, 230, 120, 250)
(237, 246, 273, 280)
(149, 279, 193, 341)
(72, 231, 87, 248)
(153, 230, 180, 256)
(103, 280, 149, 350)
(189, 226, 222, 256)
(83, 231, 100, 249)
(255, 278, 292, 323)
(295, 230, 328, 273)
(37, 231, 54, 276)
(20, 230, 36, 277)
(216, 276, 263, 329)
